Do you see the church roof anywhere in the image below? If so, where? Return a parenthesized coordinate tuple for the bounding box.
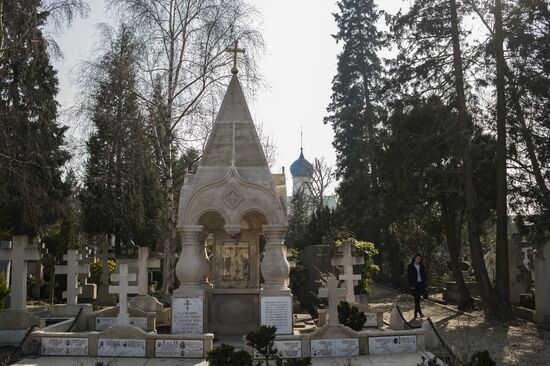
(290, 148, 313, 177)
(199, 74, 268, 168)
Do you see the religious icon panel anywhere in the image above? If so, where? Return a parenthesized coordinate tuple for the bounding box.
(221, 241, 250, 282)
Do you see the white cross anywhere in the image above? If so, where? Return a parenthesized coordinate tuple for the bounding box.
(109, 263, 139, 325)
(0, 236, 41, 310)
(319, 276, 347, 326)
(331, 241, 364, 303)
(137, 246, 160, 296)
(55, 250, 90, 305)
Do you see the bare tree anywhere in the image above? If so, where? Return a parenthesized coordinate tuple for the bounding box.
(108, 0, 262, 293)
(256, 121, 277, 169)
(307, 157, 334, 209)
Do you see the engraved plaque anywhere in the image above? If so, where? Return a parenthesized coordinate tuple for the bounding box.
(41, 337, 88, 356)
(155, 339, 204, 358)
(260, 296, 293, 334)
(172, 297, 204, 335)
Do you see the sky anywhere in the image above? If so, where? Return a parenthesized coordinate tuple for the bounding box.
(51, 0, 405, 194)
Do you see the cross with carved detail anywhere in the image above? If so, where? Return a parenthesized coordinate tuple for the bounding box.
(225, 40, 245, 75)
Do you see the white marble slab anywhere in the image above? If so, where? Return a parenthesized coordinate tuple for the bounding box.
(95, 317, 148, 331)
(97, 338, 146, 357)
(155, 339, 204, 358)
(368, 335, 417, 355)
(311, 338, 359, 358)
(40, 338, 88, 356)
(254, 340, 302, 359)
(260, 296, 293, 335)
(171, 297, 204, 335)
(364, 312, 378, 327)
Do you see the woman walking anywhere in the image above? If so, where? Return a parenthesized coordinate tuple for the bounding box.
(407, 253, 427, 318)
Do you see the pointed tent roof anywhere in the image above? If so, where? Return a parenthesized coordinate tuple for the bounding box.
(199, 75, 268, 168)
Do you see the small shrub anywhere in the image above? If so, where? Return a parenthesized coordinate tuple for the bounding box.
(206, 344, 252, 366)
(89, 259, 116, 286)
(0, 272, 10, 310)
(337, 301, 366, 331)
(467, 350, 496, 366)
(246, 325, 277, 366)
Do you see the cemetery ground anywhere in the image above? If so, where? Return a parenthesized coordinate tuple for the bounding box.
(368, 283, 550, 366)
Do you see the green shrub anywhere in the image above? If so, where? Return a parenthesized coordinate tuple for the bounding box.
(337, 301, 366, 331)
(206, 344, 252, 366)
(467, 350, 496, 366)
(0, 272, 10, 310)
(89, 259, 116, 286)
(246, 325, 277, 366)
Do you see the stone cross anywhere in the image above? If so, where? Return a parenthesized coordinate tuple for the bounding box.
(225, 40, 245, 75)
(332, 241, 364, 303)
(55, 249, 89, 305)
(319, 276, 347, 326)
(522, 247, 533, 270)
(97, 239, 115, 303)
(0, 236, 41, 310)
(109, 263, 139, 325)
(137, 246, 160, 296)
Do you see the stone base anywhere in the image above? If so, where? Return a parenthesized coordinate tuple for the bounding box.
(50, 304, 93, 317)
(129, 295, 170, 325)
(210, 289, 259, 335)
(0, 309, 44, 330)
(443, 281, 479, 304)
(78, 283, 97, 303)
(0, 329, 28, 346)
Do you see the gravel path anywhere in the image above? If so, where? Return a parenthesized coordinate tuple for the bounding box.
(368, 284, 550, 366)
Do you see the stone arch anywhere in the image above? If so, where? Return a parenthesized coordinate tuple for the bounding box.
(238, 208, 271, 229)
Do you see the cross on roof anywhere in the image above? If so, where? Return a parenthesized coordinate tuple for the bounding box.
(55, 249, 90, 305)
(332, 240, 364, 304)
(225, 40, 245, 75)
(137, 246, 160, 296)
(0, 236, 41, 310)
(109, 263, 139, 325)
(319, 276, 347, 326)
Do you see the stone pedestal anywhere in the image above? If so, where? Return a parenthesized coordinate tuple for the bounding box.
(260, 225, 293, 334)
(534, 242, 550, 325)
(172, 225, 210, 335)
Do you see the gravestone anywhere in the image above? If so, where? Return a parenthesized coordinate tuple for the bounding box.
(318, 276, 347, 326)
(97, 239, 116, 306)
(109, 263, 139, 326)
(533, 241, 550, 325)
(78, 246, 97, 303)
(332, 240, 364, 304)
(0, 236, 43, 333)
(54, 250, 89, 305)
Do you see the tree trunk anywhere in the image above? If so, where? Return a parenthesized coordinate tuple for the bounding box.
(441, 201, 473, 310)
(494, 0, 513, 318)
(449, 0, 504, 319)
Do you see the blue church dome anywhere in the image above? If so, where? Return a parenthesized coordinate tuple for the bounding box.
(290, 149, 313, 177)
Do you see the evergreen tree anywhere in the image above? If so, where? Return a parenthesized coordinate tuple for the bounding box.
(324, 0, 384, 243)
(80, 25, 162, 253)
(285, 190, 310, 249)
(0, 0, 70, 235)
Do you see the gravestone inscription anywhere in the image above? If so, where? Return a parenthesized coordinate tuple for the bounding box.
(260, 296, 293, 334)
(172, 297, 204, 335)
(41, 338, 89, 356)
(155, 339, 204, 358)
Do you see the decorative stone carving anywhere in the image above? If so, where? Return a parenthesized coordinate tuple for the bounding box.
(261, 225, 290, 294)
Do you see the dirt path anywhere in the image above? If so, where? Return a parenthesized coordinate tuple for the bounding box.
(368, 283, 550, 366)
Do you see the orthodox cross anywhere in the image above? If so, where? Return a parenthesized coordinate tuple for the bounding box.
(319, 276, 347, 326)
(55, 249, 90, 305)
(332, 240, 364, 304)
(109, 264, 139, 325)
(225, 40, 245, 75)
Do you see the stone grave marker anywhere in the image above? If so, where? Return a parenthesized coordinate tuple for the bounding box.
(78, 246, 97, 302)
(319, 276, 347, 326)
(332, 240, 364, 304)
(136, 246, 160, 296)
(109, 263, 139, 325)
(368, 335, 417, 355)
(0, 236, 41, 310)
(55, 249, 89, 305)
(97, 240, 116, 306)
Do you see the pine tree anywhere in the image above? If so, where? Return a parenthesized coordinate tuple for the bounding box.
(0, 0, 70, 235)
(324, 0, 384, 243)
(81, 25, 162, 252)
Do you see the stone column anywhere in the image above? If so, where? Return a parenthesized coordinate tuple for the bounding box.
(534, 241, 550, 324)
(261, 224, 290, 294)
(174, 225, 209, 295)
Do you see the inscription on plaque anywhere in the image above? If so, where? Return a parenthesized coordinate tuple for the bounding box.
(97, 338, 146, 357)
(172, 297, 204, 335)
(311, 339, 359, 358)
(260, 296, 292, 334)
(368, 335, 417, 355)
(155, 339, 204, 358)
(41, 337, 88, 356)
(96, 317, 148, 331)
(254, 340, 302, 359)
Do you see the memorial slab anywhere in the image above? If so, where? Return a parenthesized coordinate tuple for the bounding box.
(368, 335, 417, 355)
(155, 339, 204, 358)
(172, 297, 204, 335)
(311, 338, 359, 358)
(97, 338, 146, 357)
(260, 296, 293, 334)
(40, 337, 89, 356)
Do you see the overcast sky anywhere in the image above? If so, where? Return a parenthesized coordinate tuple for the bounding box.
(52, 0, 405, 193)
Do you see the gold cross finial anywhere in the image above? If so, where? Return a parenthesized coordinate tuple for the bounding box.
(225, 40, 245, 75)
